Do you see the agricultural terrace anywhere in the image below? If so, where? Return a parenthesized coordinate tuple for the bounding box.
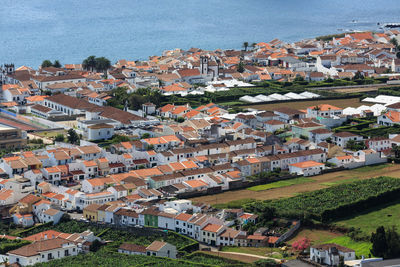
(3, 220, 248, 267)
(191, 164, 398, 206)
(244, 177, 400, 223)
(33, 248, 247, 267)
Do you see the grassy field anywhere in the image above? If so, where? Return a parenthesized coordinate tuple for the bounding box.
(320, 177, 360, 186)
(335, 200, 400, 236)
(245, 97, 367, 111)
(248, 178, 314, 191)
(325, 236, 372, 257)
(192, 164, 400, 206)
(35, 130, 66, 138)
(289, 229, 342, 245)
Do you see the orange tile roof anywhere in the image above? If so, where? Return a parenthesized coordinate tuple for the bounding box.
(169, 162, 185, 171)
(202, 223, 223, 233)
(290, 160, 324, 168)
(385, 111, 400, 122)
(181, 160, 198, 169)
(308, 104, 341, 111)
(33, 199, 51, 206)
(160, 104, 175, 113)
(161, 84, 186, 92)
(175, 213, 193, 222)
(184, 110, 200, 119)
(184, 179, 208, 188)
(83, 160, 97, 167)
(336, 155, 353, 160)
(121, 142, 133, 149)
(24, 230, 64, 241)
(226, 170, 241, 179)
(246, 157, 260, 164)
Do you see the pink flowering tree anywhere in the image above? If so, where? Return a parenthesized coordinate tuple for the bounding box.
(292, 237, 311, 251)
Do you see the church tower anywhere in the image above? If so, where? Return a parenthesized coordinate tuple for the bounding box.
(200, 56, 208, 75)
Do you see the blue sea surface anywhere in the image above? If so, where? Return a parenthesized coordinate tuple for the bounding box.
(0, 0, 399, 67)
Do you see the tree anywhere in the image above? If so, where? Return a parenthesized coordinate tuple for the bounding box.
(353, 71, 364, 80)
(393, 145, 400, 159)
(371, 226, 400, 258)
(41, 60, 53, 68)
(89, 239, 102, 252)
(370, 226, 388, 257)
(82, 55, 97, 72)
(141, 133, 150, 139)
(67, 129, 80, 145)
(338, 256, 345, 267)
(254, 259, 278, 267)
(176, 117, 184, 123)
(95, 57, 111, 73)
(53, 60, 61, 68)
(54, 134, 65, 142)
(385, 226, 400, 258)
(243, 42, 249, 51)
(346, 139, 366, 151)
(390, 38, 399, 50)
(292, 237, 311, 251)
(237, 61, 245, 73)
(251, 42, 257, 50)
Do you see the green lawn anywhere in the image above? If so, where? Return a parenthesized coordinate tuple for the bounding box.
(335, 200, 400, 236)
(247, 178, 314, 191)
(351, 164, 387, 173)
(320, 177, 360, 186)
(324, 236, 372, 257)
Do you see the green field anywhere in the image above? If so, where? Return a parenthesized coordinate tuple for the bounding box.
(335, 200, 400, 236)
(351, 164, 387, 173)
(324, 236, 372, 257)
(320, 177, 360, 186)
(247, 177, 314, 191)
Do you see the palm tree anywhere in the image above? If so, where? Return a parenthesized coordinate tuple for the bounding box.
(53, 60, 61, 68)
(243, 42, 249, 51)
(95, 57, 111, 73)
(82, 55, 97, 72)
(390, 38, 399, 51)
(251, 42, 257, 50)
(313, 105, 321, 111)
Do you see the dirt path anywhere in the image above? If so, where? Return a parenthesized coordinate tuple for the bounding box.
(204, 251, 278, 263)
(192, 164, 400, 205)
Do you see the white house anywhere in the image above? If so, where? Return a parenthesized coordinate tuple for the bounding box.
(8, 238, 79, 266)
(332, 132, 363, 148)
(328, 155, 355, 167)
(87, 123, 114, 141)
(307, 104, 343, 118)
(310, 243, 355, 266)
(378, 110, 400, 126)
(289, 160, 325, 176)
(263, 120, 286, 133)
(146, 241, 177, 259)
(365, 137, 391, 152)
